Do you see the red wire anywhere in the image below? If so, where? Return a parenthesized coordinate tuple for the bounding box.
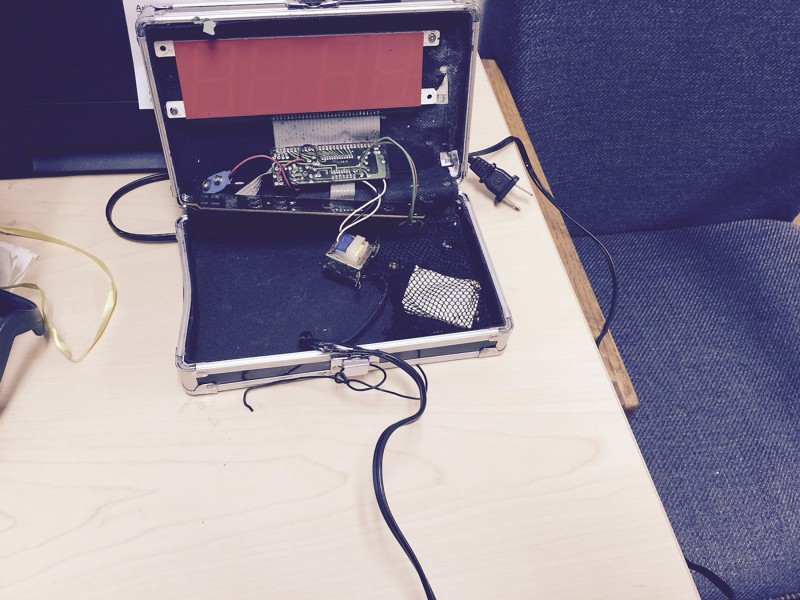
(228, 154, 294, 188)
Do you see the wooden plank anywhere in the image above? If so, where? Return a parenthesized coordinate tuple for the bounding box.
(482, 59, 639, 412)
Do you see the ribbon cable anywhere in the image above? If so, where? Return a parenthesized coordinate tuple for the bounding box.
(0, 227, 117, 362)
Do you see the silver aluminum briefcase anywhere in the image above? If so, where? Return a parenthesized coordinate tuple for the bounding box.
(137, 0, 512, 394)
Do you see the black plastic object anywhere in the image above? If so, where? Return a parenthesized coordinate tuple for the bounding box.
(0, 290, 45, 381)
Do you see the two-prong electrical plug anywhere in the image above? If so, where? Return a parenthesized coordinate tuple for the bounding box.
(468, 155, 529, 211)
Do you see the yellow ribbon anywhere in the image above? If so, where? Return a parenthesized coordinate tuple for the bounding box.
(0, 227, 117, 362)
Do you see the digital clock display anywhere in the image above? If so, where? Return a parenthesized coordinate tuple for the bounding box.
(173, 32, 425, 119)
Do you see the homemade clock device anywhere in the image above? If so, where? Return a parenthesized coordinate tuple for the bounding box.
(137, 0, 512, 394)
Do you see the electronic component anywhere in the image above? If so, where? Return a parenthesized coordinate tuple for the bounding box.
(202, 155, 292, 195)
(272, 143, 389, 187)
(323, 233, 379, 287)
(202, 170, 231, 194)
(272, 111, 380, 149)
(467, 155, 529, 211)
(171, 33, 425, 118)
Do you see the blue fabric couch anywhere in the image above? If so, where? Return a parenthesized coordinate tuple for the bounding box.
(481, 2, 800, 598)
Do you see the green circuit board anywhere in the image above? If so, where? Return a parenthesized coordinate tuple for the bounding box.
(271, 142, 389, 186)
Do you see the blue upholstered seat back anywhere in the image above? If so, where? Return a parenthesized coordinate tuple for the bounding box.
(481, 1, 800, 234)
(481, 5, 800, 597)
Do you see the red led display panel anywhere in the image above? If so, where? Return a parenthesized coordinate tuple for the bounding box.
(173, 33, 424, 119)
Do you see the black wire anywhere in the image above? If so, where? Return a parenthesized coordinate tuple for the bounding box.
(289, 275, 389, 367)
(105, 172, 177, 243)
(469, 136, 618, 346)
(416, 364, 428, 392)
(686, 559, 736, 599)
(242, 373, 337, 412)
(243, 339, 436, 599)
(359, 347, 435, 600)
(242, 362, 426, 411)
(245, 274, 389, 412)
(330, 359, 429, 401)
(336, 363, 390, 392)
(340, 276, 389, 345)
(336, 364, 424, 401)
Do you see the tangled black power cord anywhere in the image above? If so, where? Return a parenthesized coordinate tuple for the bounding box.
(468, 136, 618, 347)
(244, 338, 436, 599)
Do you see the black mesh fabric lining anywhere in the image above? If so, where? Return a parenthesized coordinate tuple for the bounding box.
(181, 198, 507, 364)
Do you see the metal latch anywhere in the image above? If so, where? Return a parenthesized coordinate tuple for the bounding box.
(287, 0, 340, 8)
(341, 356, 371, 378)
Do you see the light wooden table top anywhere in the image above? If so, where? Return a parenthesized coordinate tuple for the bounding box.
(0, 62, 699, 599)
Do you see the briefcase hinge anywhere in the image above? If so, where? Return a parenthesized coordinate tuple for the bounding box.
(286, 0, 340, 8)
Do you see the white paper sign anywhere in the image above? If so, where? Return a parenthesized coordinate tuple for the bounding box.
(122, 1, 155, 109)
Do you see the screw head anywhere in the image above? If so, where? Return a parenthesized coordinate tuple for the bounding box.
(428, 32, 437, 43)
(202, 180, 210, 190)
(169, 106, 179, 116)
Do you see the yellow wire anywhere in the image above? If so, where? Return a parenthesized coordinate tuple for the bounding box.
(0, 227, 117, 362)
